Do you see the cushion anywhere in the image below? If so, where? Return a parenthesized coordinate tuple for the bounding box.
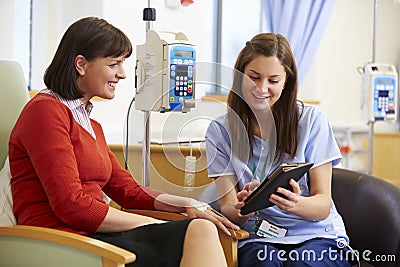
(0, 156, 16, 225)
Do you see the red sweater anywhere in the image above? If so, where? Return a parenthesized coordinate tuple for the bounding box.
(9, 94, 162, 235)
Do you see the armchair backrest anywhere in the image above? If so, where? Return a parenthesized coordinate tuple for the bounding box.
(0, 60, 30, 169)
(0, 60, 29, 226)
(332, 168, 400, 266)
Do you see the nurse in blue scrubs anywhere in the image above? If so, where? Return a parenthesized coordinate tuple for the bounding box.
(204, 33, 353, 267)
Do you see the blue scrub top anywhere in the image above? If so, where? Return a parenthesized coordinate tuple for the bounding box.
(204, 103, 349, 247)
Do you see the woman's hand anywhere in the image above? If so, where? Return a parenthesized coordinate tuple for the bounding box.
(154, 194, 239, 236)
(268, 178, 301, 211)
(185, 200, 240, 236)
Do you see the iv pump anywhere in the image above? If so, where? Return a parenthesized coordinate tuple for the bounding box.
(130, 4, 197, 187)
(360, 63, 398, 122)
(135, 30, 196, 113)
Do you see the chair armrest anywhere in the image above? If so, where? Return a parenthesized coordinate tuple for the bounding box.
(0, 225, 135, 266)
(125, 208, 187, 221)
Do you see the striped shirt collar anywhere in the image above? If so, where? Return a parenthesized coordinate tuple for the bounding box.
(40, 89, 96, 139)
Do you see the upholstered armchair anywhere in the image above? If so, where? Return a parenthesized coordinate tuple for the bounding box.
(332, 168, 400, 267)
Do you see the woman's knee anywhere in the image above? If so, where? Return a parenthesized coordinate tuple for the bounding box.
(186, 218, 219, 240)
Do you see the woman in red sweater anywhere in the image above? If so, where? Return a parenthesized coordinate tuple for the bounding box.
(8, 16, 237, 267)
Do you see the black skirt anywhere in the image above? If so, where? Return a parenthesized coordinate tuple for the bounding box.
(89, 219, 193, 267)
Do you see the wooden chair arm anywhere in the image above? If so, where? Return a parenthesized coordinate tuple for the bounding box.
(0, 225, 136, 266)
(125, 208, 187, 221)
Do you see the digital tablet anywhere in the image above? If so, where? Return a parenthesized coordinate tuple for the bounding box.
(240, 162, 314, 215)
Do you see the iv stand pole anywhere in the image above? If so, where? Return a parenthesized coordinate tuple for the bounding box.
(142, 1, 155, 187)
(143, 113, 150, 186)
(367, 0, 378, 175)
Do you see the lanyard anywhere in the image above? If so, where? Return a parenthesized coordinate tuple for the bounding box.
(251, 149, 270, 227)
(251, 151, 270, 183)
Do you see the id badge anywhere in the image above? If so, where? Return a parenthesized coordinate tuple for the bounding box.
(255, 219, 287, 238)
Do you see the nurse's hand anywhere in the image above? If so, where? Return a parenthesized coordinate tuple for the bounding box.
(235, 180, 260, 217)
(236, 179, 260, 202)
(269, 178, 301, 211)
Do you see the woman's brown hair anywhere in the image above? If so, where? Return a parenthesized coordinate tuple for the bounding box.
(44, 17, 132, 99)
(227, 33, 303, 162)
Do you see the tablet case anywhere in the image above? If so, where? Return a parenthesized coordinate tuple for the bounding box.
(240, 162, 314, 215)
